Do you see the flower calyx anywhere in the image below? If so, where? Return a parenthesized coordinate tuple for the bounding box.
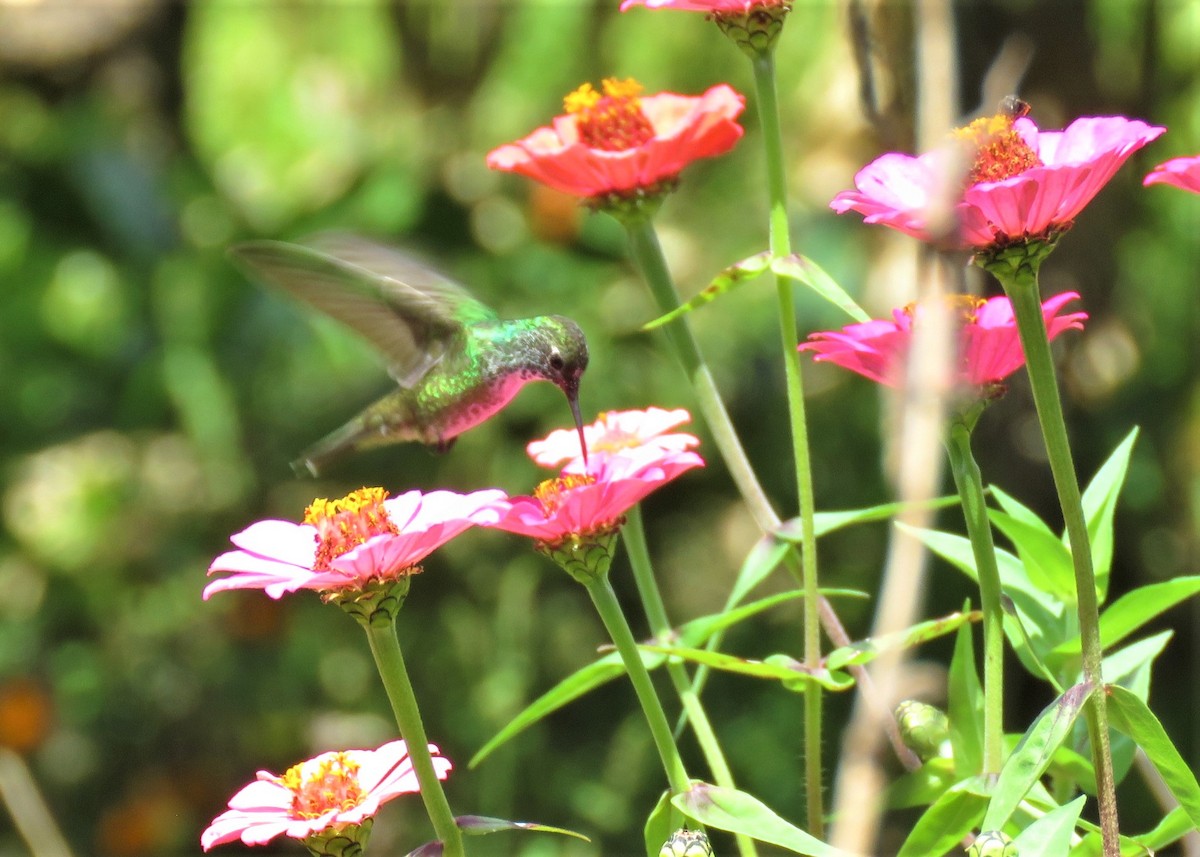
(537, 530, 620, 586)
(711, 2, 791, 58)
(661, 827, 714, 857)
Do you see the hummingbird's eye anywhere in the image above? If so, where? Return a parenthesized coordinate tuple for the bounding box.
(549, 353, 565, 371)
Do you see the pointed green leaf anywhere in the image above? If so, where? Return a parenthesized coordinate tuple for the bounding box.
(1045, 745, 1096, 795)
(641, 251, 772, 331)
(885, 758, 958, 809)
(947, 610, 984, 777)
(775, 495, 963, 545)
(455, 815, 589, 841)
(988, 508, 1075, 598)
(469, 650, 655, 768)
(896, 780, 989, 857)
(644, 791, 674, 857)
(1076, 428, 1138, 601)
(675, 591, 807, 648)
(674, 782, 847, 856)
(1050, 577, 1200, 657)
(771, 253, 870, 323)
(1011, 795, 1085, 857)
(727, 534, 792, 607)
(1132, 806, 1196, 853)
(826, 609, 979, 670)
(639, 644, 853, 692)
(982, 682, 1095, 830)
(1107, 684, 1200, 831)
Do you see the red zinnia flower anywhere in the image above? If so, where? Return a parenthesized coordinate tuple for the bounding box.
(1144, 155, 1200, 194)
(527, 407, 699, 473)
(204, 488, 505, 599)
(201, 740, 449, 851)
(486, 78, 745, 200)
(799, 292, 1087, 392)
(831, 112, 1164, 251)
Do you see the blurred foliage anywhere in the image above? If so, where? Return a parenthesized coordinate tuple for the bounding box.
(0, 1, 1196, 855)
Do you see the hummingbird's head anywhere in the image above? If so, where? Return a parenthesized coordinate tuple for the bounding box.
(533, 316, 590, 465)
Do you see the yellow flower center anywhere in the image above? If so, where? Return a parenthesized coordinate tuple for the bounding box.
(281, 753, 366, 820)
(533, 474, 596, 516)
(903, 295, 987, 325)
(588, 411, 642, 454)
(303, 487, 399, 572)
(564, 78, 655, 152)
(951, 111, 1042, 186)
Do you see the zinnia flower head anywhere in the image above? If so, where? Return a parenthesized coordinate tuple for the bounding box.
(486, 79, 744, 204)
(1144, 155, 1200, 194)
(799, 292, 1087, 395)
(618, 0, 791, 57)
(204, 487, 505, 600)
(831, 106, 1165, 252)
(201, 740, 449, 852)
(527, 407, 699, 473)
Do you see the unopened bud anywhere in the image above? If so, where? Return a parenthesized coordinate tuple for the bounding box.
(895, 699, 950, 760)
(967, 830, 1017, 857)
(661, 828, 713, 857)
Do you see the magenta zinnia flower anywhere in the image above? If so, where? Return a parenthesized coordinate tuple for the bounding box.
(832, 111, 1165, 251)
(1144, 155, 1200, 194)
(491, 446, 704, 549)
(201, 740, 449, 851)
(799, 292, 1087, 391)
(487, 78, 744, 201)
(527, 407, 699, 473)
(204, 487, 505, 600)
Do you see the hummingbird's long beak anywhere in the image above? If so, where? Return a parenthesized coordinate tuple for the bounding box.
(565, 386, 589, 469)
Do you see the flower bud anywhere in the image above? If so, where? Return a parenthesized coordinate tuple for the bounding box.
(895, 699, 950, 761)
(661, 828, 714, 857)
(967, 830, 1017, 857)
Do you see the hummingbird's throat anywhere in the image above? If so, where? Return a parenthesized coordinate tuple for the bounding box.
(951, 111, 1042, 186)
(280, 752, 366, 820)
(304, 487, 399, 572)
(565, 78, 655, 152)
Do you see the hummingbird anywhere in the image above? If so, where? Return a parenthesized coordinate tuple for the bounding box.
(229, 234, 589, 476)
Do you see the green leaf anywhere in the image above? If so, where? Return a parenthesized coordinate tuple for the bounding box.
(1132, 806, 1197, 853)
(673, 782, 847, 856)
(771, 253, 870, 323)
(1076, 427, 1138, 601)
(1091, 631, 1173, 784)
(641, 251, 772, 331)
(1011, 795, 1085, 857)
(982, 682, 1094, 830)
(988, 507, 1075, 599)
(639, 644, 854, 692)
(1107, 684, 1200, 831)
(1050, 577, 1200, 657)
(455, 815, 590, 841)
(775, 495, 963, 545)
(885, 757, 958, 809)
(674, 591, 808, 648)
(644, 791, 673, 857)
(728, 534, 792, 607)
(947, 610, 984, 777)
(896, 780, 989, 857)
(469, 650, 654, 767)
(826, 609, 979, 670)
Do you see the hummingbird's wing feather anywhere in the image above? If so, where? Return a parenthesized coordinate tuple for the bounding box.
(229, 237, 497, 388)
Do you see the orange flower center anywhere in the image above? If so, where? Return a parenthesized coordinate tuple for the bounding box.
(952, 112, 1042, 185)
(281, 753, 366, 820)
(303, 487, 399, 572)
(533, 474, 595, 516)
(564, 78, 655, 152)
(903, 295, 987, 325)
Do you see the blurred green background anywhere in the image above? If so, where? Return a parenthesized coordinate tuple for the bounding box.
(0, 1, 1196, 855)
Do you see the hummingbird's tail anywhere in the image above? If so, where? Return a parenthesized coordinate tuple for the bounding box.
(290, 421, 365, 477)
(290, 392, 420, 477)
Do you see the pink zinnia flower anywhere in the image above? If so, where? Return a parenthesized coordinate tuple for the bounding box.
(799, 292, 1087, 391)
(620, 0, 785, 10)
(831, 111, 1165, 251)
(204, 487, 505, 600)
(486, 78, 744, 200)
(201, 740, 449, 851)
(490, 446, 704, 548)
(1144, 155, 1200, 194)
(527, 407, 699, 473)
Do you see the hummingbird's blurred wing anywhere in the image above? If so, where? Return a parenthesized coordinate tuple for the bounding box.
(230, 235, 497, 388)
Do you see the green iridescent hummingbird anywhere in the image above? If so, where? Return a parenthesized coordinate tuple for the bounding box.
(230, 234, 589, 476)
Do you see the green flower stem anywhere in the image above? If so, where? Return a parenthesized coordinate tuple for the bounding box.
(944, 418, 1005, 775)
(364, 623, 465, 857)
(624, 505, 759, 857)
(583, 571, 692, 796)
(752, 48, 824, 836)
(996, 262, 1120, 855)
